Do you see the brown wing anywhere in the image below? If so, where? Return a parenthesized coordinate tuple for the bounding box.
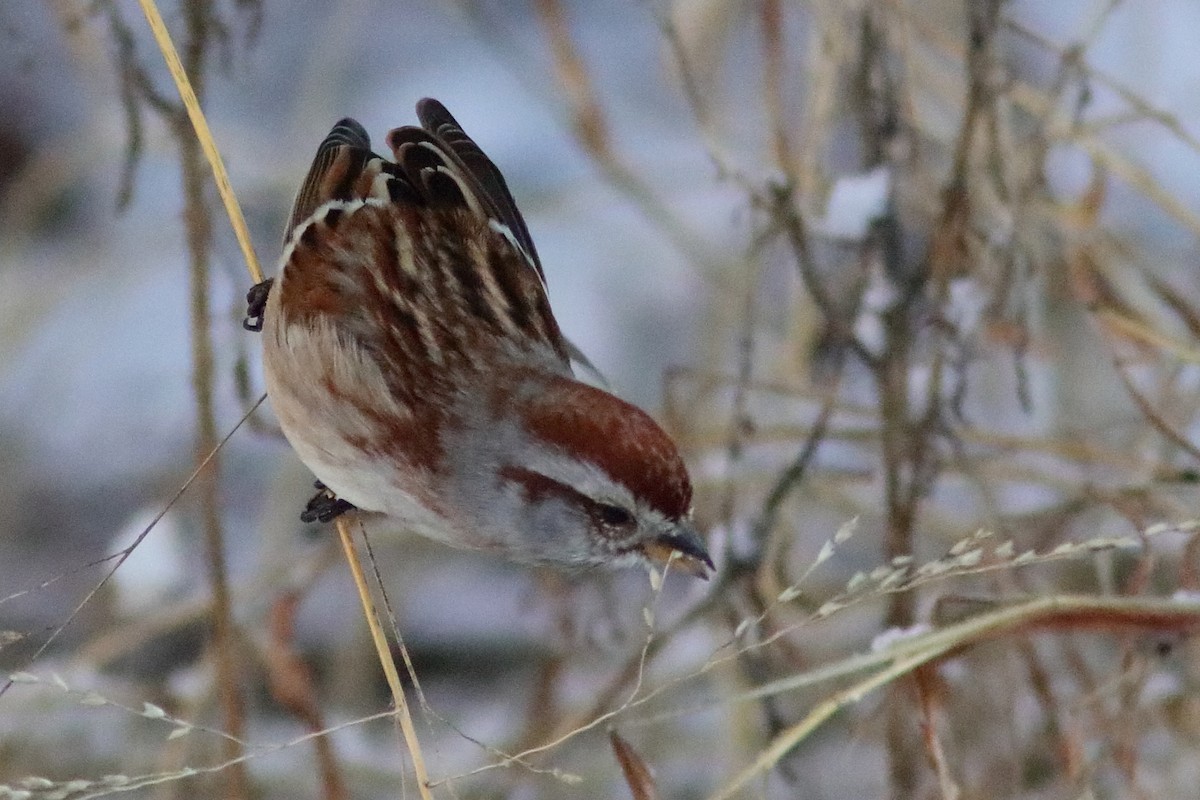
(278, 106, 570, 373)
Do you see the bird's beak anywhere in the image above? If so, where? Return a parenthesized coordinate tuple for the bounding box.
(645, 525, 714, 579)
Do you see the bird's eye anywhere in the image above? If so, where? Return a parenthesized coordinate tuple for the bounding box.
(597, 503, 634, 527)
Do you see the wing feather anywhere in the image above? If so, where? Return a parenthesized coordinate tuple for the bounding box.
(278, 104, 570, 369)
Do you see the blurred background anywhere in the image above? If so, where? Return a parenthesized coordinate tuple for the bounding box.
(3, 1, 1200, 798)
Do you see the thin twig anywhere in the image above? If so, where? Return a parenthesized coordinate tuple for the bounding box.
(335, 518, 434, 800)
(135, 0, 263, 283)
(708, 593, 1200, 799)
(0, 395, 265, 698)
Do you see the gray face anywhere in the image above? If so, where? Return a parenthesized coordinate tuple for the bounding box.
(436, 395, 709, 573)
(491, 463, 700, 570)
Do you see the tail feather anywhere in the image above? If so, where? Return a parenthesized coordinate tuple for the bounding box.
(286, 118, 374, 237)
(278, 101, 569, 369)
(414, 98, 544, 283)
(288, 105, 544, 286)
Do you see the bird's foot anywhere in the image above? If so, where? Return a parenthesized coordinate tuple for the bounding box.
(243, 278, 274, 332)
(300, 480, 356, 523)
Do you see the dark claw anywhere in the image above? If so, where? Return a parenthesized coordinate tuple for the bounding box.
(243, 278, 274, 332)
(301, 482, 356, 524)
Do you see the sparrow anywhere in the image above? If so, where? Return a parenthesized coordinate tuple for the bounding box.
(245, 99, 711, 577)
